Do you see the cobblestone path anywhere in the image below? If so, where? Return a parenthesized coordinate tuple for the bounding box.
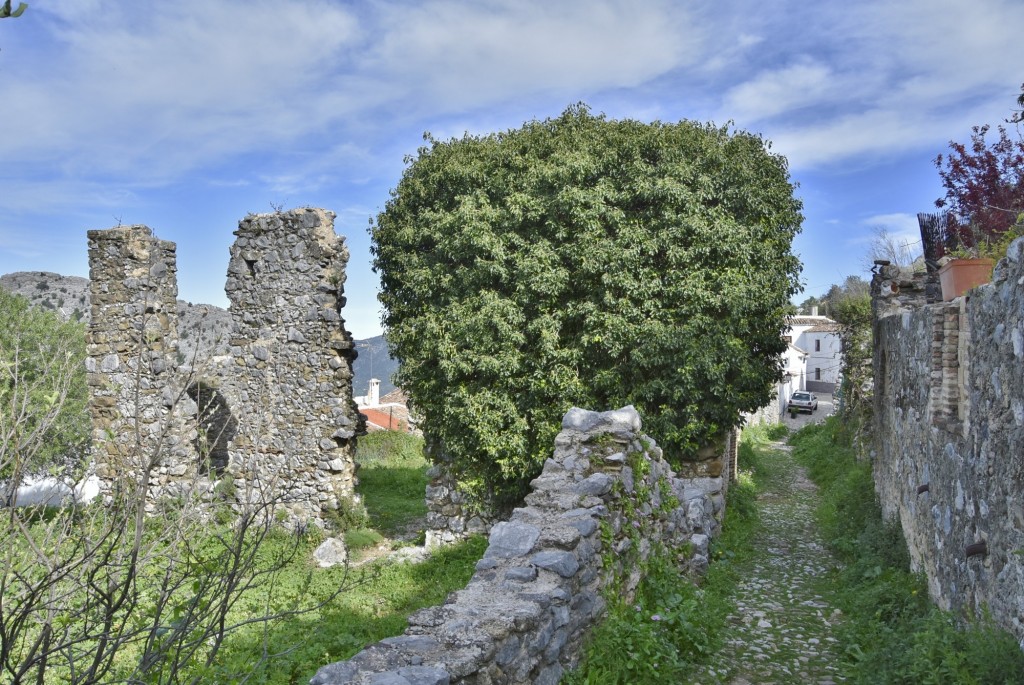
(692, 442, 847, 684)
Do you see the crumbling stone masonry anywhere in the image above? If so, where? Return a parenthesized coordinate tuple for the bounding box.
(871, 239, 1024, 645)
(86, 226, 190, 500)
(312, 406, 721, 685)
(224, 208, 362, 522)
(85, 209, 362, 524)
(425, 428, 733, 547)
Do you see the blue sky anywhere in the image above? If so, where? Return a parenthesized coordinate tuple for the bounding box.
(1, 0, 1021, 338)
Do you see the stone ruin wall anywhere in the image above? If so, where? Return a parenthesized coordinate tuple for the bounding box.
(311, 406, 721, 685)
(425, 426, 735, 547)
(86, 226, 192, 501)
(871, 239, 1024, 645)
(85, 209, 362, 525)
(224, 208, 363, 522)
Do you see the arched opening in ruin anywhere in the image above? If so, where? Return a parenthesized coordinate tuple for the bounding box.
(185, 381, 237, 478)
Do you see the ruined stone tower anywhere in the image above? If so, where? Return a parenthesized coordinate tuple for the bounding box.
(86, 226, 189, 500)
(85, 210, 361, 524)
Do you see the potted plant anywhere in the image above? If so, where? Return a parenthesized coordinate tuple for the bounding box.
(936, 253, 994, 301)
(936, 220, 1022, 300)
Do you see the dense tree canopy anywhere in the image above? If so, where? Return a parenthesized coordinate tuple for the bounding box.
(372, 106, 803, 507)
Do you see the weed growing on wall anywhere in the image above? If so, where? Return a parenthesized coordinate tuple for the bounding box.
(790, 418, 1024, 683)
(564, 428, 764, 684)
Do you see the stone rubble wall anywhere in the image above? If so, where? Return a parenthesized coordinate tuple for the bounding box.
(425, 428, 732, 547)
(311, 406, 722, 685)
(223, 208, 363, 524)
(871, 238, 1024, 645)
(86, 226, 192, 501)
(85, 210, 362, 524)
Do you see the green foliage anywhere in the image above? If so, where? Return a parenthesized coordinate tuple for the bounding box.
(343, 526, 385, 551)
(4, 492, 485, 685)
(0, 289, 89, 478)
(566, 426, 764, 684)
(564, 555, 727, 684)
(373, 104, 803, 506)
(0, 1, 27, 19)
(790, 418, 1024, 684)
(207, 534, 487, 684)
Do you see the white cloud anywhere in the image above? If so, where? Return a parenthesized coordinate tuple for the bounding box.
(1, 1, 361, 177)
(363, 0, 696, 108)
(863, 213, 920, 235)
(722, 59, 833, 122)
(706, 0, 1024, 167)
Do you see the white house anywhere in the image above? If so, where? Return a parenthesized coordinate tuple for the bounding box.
(786, 309, 842, 394)
(748, 307, 843, 424)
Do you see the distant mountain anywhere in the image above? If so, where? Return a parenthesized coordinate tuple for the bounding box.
(351, 334, 399, 398)
(1, 271, 397, 394)
(0, 272, 90, 321)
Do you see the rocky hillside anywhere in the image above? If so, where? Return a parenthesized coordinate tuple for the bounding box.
(0, 271, 395, 389)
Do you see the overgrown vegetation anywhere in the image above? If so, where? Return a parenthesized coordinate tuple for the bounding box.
(0, 288, 89, 482)
(564, 426, 766, 684)
(2, 429, 480, 684)
(373, 104, 803, 509)
(790, 418, 1024, 684)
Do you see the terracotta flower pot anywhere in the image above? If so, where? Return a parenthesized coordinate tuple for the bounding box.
(937, 258, 994, 301)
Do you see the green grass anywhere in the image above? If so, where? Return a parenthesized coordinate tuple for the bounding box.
(790, 417, 1024, 684)
(4, 430, 484, 685)
(209, 533, 487, 684)
(355, 431, 429, 537)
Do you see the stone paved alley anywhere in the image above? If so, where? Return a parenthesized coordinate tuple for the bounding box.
(693, 439, 847, 684)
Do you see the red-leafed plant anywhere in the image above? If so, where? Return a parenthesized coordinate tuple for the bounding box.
(934, 121, 1024, 250)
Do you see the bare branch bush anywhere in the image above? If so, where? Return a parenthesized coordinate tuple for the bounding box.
(0, 300, 359, 684)
(864, 226, 922, 269)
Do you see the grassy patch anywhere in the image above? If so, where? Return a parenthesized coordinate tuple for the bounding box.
(4, 431, 484, 684)
(210, 534, 487, 684)
(356, 431, 429, 537)
(790, 418, 1024, 684)
(563, 555, 728, 684)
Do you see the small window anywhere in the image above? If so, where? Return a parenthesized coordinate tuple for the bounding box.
(815, 368, 821, 381)
(815, 339, 821, 351)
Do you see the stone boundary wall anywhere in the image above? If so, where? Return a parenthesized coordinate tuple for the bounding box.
(311, 406, 722, 685)
(871, 239, 1024, 645)
(425, 428, 733, 547)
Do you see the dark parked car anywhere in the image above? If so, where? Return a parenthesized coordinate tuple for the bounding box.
(788, 391, 818, 414)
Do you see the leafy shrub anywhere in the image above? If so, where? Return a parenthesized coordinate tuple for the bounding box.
(373, 105, 803, 508)
(0, 289, 89, 477)
(566, 428, 764, 684)
(564, 555, 725, 684)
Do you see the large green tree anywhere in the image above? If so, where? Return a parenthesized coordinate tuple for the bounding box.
(372, 106, 803, 507)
